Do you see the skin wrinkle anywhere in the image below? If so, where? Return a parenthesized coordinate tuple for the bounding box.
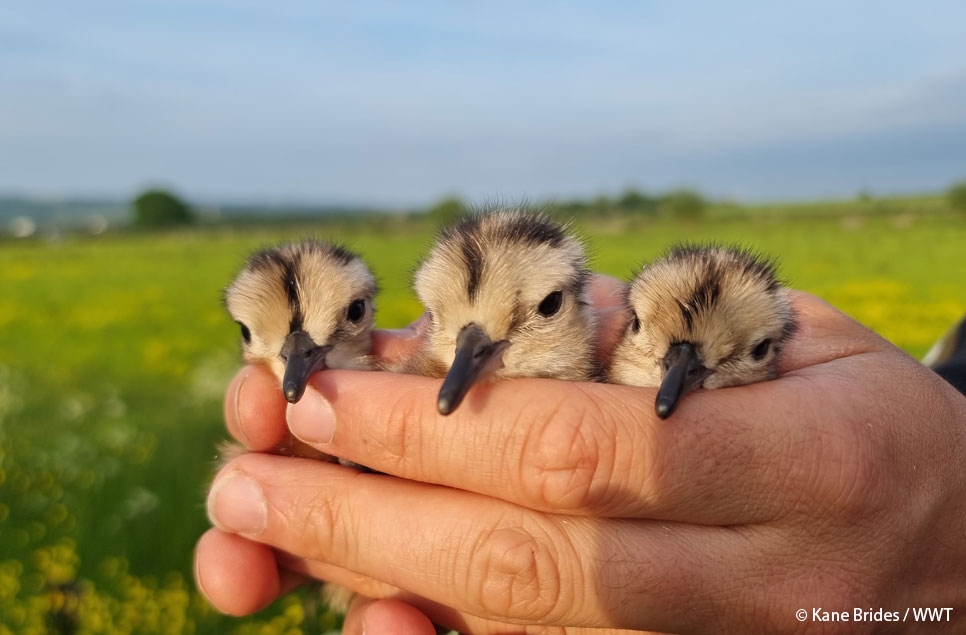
(744, 399, 804, 523)
(558, 391, 617, 513)
(468, 518, 505, 616)
(429, 486, 536, 608)
(659, 371, 843, 523)
(574, 384, 658, 515)
(304, 487, 339, 563)
(313, 370, 416, 472)
(775, 387, 860, 522)
(823, 423, 883, 521)
(723, 368, 868, 523)
(429, 516, 467, 594)
(471, 518, 568, 625)
(793, 547, 879, 629)
(488, 528, 548, 618)
(520, 393, 603, 513)
(634, 399, 727, 519)
(540, 518, 592, 627)
(791, 370, 885, 522)
(596, 520, 725, 632)
(274, 466, 339, 559)
(756, 412, 920, 628)
(267, 458, 365, 570)
(733, 525, 835, 635)
(372, 385, 428, 477)
(590, 522, 654, 628)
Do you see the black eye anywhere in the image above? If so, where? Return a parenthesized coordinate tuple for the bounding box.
(630, 311, 641, 333)
(347, 299, 366, 323)
(751, 338, 772, 361)
(537, 291, 563, 317)
(238, 322, 251, 344)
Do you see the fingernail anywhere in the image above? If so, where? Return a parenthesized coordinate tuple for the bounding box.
(193, 550, 214, 606)
(229, 366, 254, 447)
(381, 326, 420, 340)
(207, 470, 267, 535)
(287, 386, 336, 444)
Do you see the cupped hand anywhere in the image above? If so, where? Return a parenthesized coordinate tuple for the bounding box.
(197, 286, 966, 634)
(196, 276, 629, 626)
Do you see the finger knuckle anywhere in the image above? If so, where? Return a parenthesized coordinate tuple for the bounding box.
(298, 489, 339, 560)
(370, 382, 434, 475)
(519, 389, 617, 512)
(471, 525, 564, 622)
(818, 424, 884, 518)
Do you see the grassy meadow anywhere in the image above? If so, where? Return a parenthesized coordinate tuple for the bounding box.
(1, 199, 965, 634)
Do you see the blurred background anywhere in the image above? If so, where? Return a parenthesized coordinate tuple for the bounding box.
(2, 2, 965, 633)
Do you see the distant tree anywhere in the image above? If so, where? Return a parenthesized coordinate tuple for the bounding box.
(662, 189, 707, 221)
(554, 199, 590, 217)
(618, 188, 646, 209)
(427, 196, 467, 226)
(948, 181, 966, 213)
(618, 188, 659, 215)
(132, 189, 194, 228)
(590, 195, 612, 212)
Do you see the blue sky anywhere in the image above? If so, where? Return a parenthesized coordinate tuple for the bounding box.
(1, 1, 965, 206)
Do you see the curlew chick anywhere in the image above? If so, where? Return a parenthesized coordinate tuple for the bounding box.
(224, 240, 376, 461)
(409, 209, 598, 415)
(222, 239, 377, 614)
(226, 240, 377, 402)
(609, 245, 796, 419)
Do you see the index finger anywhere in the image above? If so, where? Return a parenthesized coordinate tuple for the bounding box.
(287, 292, 923, 524)
(224, 364, 290, 451)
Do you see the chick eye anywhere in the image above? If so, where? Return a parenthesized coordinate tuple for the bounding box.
(751, 338, 772, 361)
(347, 299, 366, 323)
(630, 311, 641, 333)
(238, 322, 252, 344)
(537, 291, 563, 317)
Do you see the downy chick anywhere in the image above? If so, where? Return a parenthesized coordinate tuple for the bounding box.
(224, 239, 376, 457)
(409, 209, 598, 415)
(609, 245, 796, 418)
(221, 239, 377, 614)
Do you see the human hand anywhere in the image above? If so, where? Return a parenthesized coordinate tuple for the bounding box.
(195, 275, 629, 626)
(197, 289, 966, 634)
(192, 313, 432, 619)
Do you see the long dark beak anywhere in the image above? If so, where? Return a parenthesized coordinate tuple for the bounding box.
(655, 342, 711, 419)
(437, 323, 511, 416)
(280, 331, 332, 403)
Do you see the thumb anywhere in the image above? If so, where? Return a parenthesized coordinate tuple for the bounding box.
(372, 313, 430, 367)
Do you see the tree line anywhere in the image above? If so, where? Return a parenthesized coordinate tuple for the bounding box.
(133, 182, 966, 229)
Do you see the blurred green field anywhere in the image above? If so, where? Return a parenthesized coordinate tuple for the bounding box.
(1, 205, 964, 634)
